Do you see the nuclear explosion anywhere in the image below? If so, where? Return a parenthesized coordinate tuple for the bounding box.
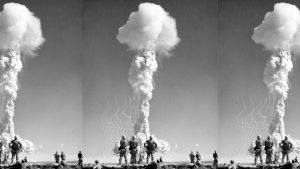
(251, 2, 300, 154)
(0, 2, 44, 158)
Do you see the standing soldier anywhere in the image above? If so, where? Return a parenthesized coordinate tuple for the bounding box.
(228, 160, 236, 169)
(144, 136, 157, 163)
(119, 135, 128, 164)
(54, 151, 60, 163)
(196, 151, 201, 163)
(189, 151, 195, 163)
(9, 136, 22, 163)
(78, 151, 83, 166)
(264, 136, 274, 164)
(213, 151, 218, 166)
(60, 152, 66, 162)
(254, 135, 263, 165)
(0, 141, 3, 164)
(279, 136, 293, 163)
(129, 136, 138, 164)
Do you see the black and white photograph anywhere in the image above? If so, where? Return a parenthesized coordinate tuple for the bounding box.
(0, 0, 298, 169)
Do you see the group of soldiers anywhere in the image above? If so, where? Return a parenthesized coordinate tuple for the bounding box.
(53, 151, 66, 164)
(189, 151, 201, 163)
(189, 151, 218, 167)
(0, 136, 23, 164)
(118, 135, 158, 165)
(54, 151, 83, 167)
(253, 135, 294, 165)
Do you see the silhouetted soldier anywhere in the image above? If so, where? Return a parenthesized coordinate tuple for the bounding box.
(295, 157, 298, 163)
(78, 151, 83, 166)
(213, 151, 218, 166)
(228, 160, 236, 169)
(24, 156, 27, 163)
(196, 152, 201, 162)
(264, 136, 274, 164)
(280, 136, 293, 163)
(54, 151, 60, 163)
(159, 156, 163, 163)
(189, 151, 195, 163)
(60, 151, 66, 162)
(129, 136, 138, 164)
(254, 135, 263, 165)
(144, 136, 157, 163)
(93, 160, 100, 169)
(0, 141, 3, 164)
(119, 135, 128, 164)
(9, 136, 22, 163)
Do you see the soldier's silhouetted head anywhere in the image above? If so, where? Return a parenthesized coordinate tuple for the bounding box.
(132, 136, 136, 140)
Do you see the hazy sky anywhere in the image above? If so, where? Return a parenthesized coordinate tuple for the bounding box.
(0, 0, 300, 163)
(219, 0, 300, 160)
(82, 0, 218, 161)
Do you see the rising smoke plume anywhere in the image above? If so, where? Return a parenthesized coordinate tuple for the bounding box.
(117, 2, 179, 154)
(0, 3, 45, 153)
(252, 2, 300, 153)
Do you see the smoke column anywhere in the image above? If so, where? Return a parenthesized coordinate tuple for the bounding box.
(0, 3, 45, 153)
(252, 2, 300, 152)
(117, 2, 180, 153)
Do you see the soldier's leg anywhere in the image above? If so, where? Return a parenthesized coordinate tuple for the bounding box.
(259, 151, 263, 164)
(119, 152, 123, 164)
(286, 152, 289, 163)
(11, 152, 14, 163)
(16, 153, 18, 162)
(146, 152, 150, 163)
(151, 152, 154, 162)
(282, 152, 286, 163)
(254, 153, 257, 165)
(133, 151, 137, 164)
(124, 152, 127, 164)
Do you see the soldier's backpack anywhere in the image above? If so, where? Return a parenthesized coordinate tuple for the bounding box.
(281, 141, 291, 151)
(129, 141, 138, 150)
(254, 140, 262, 150)
(265, 141, 273, 149)
(146, 140, 156, 151)
(11, 141, 21, 151)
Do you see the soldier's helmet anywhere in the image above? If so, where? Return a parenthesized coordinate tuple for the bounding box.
(132, 136, 136, 140)
(122, 135, 126, 139)
(285, 136, 288, 140)
(230, 160, 234, 164)
(267, 135, 271, 140)
(257, 135, 261, 139)
(14, 136, 17, 140)
(149, 136, 153, 140)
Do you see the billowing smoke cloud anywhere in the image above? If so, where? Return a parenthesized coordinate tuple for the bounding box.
(117, 2, 180, 57)
(0, 3, 44, 153)
(252, 2, 300, 153)
(117, 2, 179, 154)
